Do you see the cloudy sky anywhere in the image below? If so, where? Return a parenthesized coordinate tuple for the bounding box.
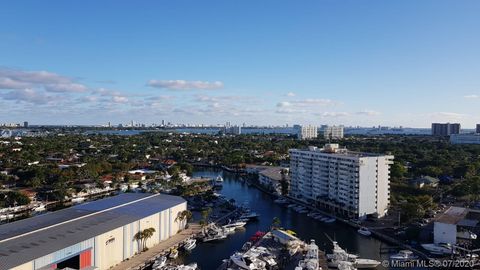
(0, 1, 479, 127)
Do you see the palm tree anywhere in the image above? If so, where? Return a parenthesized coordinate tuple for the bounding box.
(142, 228, 156, 250)
(134, 227, 156, 252)
(175, 210, 193, 229)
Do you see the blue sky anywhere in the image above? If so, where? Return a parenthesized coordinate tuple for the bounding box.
(0, 1, 479, 127)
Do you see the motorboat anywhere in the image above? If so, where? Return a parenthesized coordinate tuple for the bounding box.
(357, 227, 372, 236)
(216, 175, 224, 182)
(230, 252, 267, 269)
(183, 238, 196, 251)
(295, 239, 320, 270)
(169, 248, 179, 259)
(327, 241, 380, 268)
(421, 243, 456, 255)
(457, 230, 477, 240)
(390, 250, 418, 261)
(176, 263, 198, 270)
(152, 256, 167, 269)
(240, 211, 260, 220)
(33, 204, 46, 212)
(223, 220, 247, 231)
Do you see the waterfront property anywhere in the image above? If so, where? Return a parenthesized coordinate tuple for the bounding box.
(434, 206, 480, 245)
(0, 193, 187, 270)
(289, 144, 393, 219)
(258, 167, 289, 195)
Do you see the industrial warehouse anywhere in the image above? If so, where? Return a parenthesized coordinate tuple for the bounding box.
(0, 193, 187, 270)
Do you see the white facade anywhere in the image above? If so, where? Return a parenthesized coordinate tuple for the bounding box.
(289, 144, 393, 219)
(323, 126, 344, 139)
(295, 125, 318, 140)
(450, 133, 480, 144)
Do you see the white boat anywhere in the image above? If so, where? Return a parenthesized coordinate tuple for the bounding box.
(216, 175, 224, 182)
(223, 221, 247, 230)
(288, 204, 297, 208)
(71, 197, 85, 204)
(240, 212, 260, 220)
(176, 263, 198, 270)
(295, 239, 320, 270)
(357, 227, 371, 236)
(328, 241, 381, 269)
(169, 248, 179, 259)
(421, 243, 455, 255)
(33, 204, 46, 212)
(390, 250, 418, 261)
(230, 252, 267, 269)
(152, 256, 167, 269)
(183, 238, 196, 251)
(457, 230, 477, 240)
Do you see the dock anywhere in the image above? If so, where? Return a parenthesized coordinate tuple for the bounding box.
(110, 223, 201, 270)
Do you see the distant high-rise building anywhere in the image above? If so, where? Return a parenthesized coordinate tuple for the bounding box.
(476, 124, 480, 134)
(431, 123, 461, 136)
(23, 121, 28, 128)
(294, 125, 318, 140)
(289, 144, 393, 218)
(224, 125, 241, 135)
(323, 125, 344, 139)
(161, 120, 165, 126)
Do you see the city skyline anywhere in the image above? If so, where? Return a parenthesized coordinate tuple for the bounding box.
(1, 1, 480, 127)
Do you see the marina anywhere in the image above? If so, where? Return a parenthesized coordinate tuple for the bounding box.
(176, 168, 393, 269)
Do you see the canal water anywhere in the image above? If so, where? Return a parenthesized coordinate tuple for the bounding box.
(178, 168, 392, 269)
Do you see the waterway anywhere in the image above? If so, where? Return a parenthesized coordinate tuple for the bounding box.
(177, 168, 392, 269)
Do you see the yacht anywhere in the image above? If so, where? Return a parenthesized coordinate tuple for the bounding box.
(421, 243, 456, 255)
(357, 227, 371, 236)
(295, 239, 320, 270)
(327, 241, 381, 268)
(183, 238, 196, 251)
(176, 263, 198, 270)
(230, 252, 267, 269)
(223, 220, 247, 231)
(390, 250, 418, 262)
(152, 256, 167, 269)
(33, 203, 46, 212)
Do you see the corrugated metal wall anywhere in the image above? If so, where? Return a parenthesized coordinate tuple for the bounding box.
(33, 238, 94, 269)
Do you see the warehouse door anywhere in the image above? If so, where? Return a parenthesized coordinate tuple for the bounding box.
(56, 254, 80, 269)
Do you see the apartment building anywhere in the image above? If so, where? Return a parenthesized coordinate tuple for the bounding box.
(289, 144, 393, 219)
(323, 125, 344, 139)
(294, 125, 318, 140)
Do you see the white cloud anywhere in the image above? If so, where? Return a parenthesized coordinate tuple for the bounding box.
(429, 112, 467, 119)
(0, 68, 87, 93)
(112, 96, 129, 103)
(356, 110, 381, 116)
(147, 80, 224, 90)
(1, 89, 52, 104)
(464, 94, 479, 99)
(321, 112, 349, 117)
(286, 92, 296, 97)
